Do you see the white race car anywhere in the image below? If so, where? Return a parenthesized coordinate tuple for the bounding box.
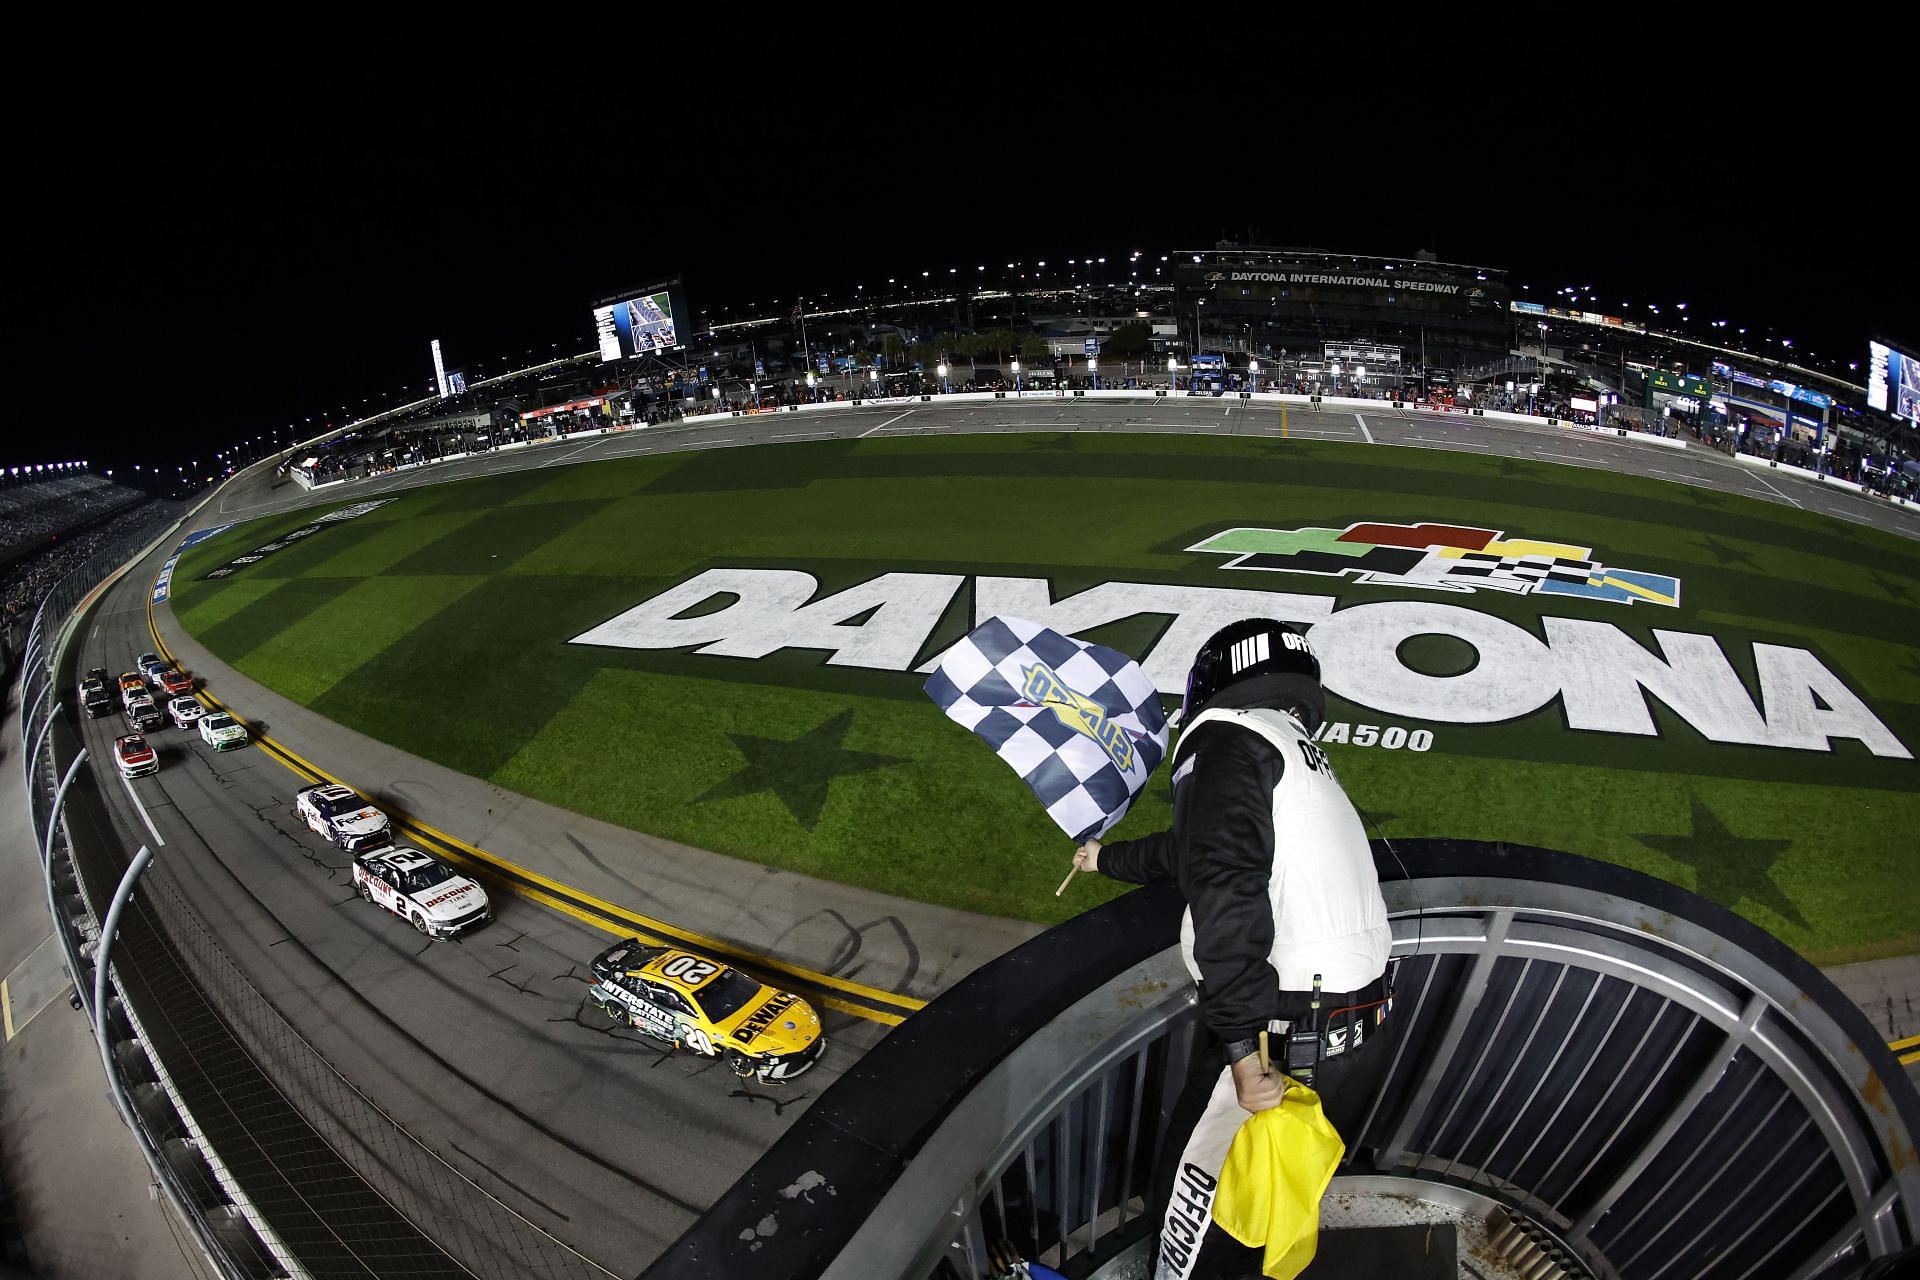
(114, 734, 159, 779)
(294, 783, 392, 852)
(167, 696, 207, 730)
(351, 847, 490, 939)
(125, 696, 165, 733)
(198, 711, 249, 751)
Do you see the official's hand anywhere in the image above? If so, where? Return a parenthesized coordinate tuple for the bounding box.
(1230, 1052, 1286, 1114)
(1072, 839, 1102, 873)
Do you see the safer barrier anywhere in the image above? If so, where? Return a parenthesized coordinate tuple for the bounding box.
(642, 841, 1920, 1280)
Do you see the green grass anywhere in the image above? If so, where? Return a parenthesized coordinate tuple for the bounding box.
(167, 434, 1920, 960)
(230, 576, 487, 704)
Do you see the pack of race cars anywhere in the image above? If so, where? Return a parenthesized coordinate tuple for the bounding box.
(91, 645, 826, 1085)
(96, 656, 251, 777)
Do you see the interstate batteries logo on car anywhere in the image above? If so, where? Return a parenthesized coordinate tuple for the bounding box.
(1189, 521, 1681, 608)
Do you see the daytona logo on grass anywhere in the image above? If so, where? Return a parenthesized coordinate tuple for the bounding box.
(571, 567, 1909, 759)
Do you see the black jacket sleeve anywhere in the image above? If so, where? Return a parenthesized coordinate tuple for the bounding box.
(1096, 826, 1176, 884)
(1172, 724, 1286, 1044)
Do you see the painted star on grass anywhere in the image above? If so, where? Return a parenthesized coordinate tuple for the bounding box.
(1868, 571, 1911, 603)
(694, 709, 906, 831)
(1633, 793, 1805, 931)
(1696, 535, 1756, 568)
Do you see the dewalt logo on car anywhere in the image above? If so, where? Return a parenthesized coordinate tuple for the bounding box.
(732, 992, 799, 1045)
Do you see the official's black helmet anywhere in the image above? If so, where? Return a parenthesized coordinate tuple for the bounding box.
(1181, 618, 1324, 732)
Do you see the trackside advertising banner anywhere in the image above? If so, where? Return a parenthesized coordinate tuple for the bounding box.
(153, 522, 237, 603)
(199, 500, 394, 580)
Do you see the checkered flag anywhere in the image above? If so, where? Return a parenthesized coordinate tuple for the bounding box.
(924, 617, 1170, 842)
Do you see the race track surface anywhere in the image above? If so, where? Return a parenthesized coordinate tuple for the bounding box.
(82, 396, 1917, 1270)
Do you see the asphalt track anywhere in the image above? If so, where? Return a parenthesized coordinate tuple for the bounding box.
(76, 396, 1920, 1273)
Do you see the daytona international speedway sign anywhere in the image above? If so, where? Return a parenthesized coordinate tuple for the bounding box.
(572, 551, 1913, 762)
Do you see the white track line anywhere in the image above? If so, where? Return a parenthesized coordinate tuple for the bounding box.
(1403, 437, 1489, 448)
(859, 409, 918, 438)
(1533, 452, 1603, 465)
(119, 772, 166, 847)
(538, 438, 606, 468)
(1354, 413, 1374, 443)
(1749, 473, 1804, 508)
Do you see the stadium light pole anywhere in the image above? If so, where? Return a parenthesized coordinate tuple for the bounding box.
(937, 363, 948, 395)
(1011, 359, 1021, 393)
(1249, 359, 1260, 395)
(1087, 356, 1097, 390)
(1168, 355, 1179, 392)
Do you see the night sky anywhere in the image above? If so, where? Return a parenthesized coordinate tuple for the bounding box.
(18, 78, 1907, 487)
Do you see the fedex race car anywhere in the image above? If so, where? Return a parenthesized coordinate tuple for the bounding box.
(294, 783, 392, 852)
(587, 938, 826, 1084)
(351, 847, 490, 939)
(198, 712, 249, 751)
(167, 696, 206, 730)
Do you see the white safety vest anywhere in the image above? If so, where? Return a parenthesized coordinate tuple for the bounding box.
(1176, 706, 1391, 994)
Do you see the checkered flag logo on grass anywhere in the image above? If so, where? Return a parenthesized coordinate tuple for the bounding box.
(924, 617, 1170, 842)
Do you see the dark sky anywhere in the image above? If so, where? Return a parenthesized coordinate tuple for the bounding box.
(19, 74, 1908, 485)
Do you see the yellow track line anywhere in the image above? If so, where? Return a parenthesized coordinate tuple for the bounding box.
(2, 979, 14, 1041)
(1888, 1033, 1920, 1053)
(146, 588, 921, 1026)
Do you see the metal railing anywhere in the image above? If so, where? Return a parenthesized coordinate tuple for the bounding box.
(643, 841, 1920, 1280)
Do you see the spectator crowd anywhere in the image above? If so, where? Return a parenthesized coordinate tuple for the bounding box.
(2, 495, 181, 670)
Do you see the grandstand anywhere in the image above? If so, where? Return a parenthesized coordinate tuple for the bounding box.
(0, 472, 146, 564)
(1, 471, 165, 670)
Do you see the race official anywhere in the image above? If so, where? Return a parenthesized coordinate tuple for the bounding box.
(1072, 618, 1395, 1280)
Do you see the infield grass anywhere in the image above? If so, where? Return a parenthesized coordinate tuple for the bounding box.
(169, 432, 1920, 960)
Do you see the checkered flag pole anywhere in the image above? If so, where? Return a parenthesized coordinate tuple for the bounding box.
(924, 616, 1170, 842)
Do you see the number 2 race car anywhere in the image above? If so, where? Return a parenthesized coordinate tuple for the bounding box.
(587, 938, 826, 1084)
(351, 847, 491, 939)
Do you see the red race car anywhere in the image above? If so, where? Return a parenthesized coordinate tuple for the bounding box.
(158, 668, 194, 696)
(114, 734, 159, 779)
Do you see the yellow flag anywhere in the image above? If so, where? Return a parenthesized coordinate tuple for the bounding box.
(1211, 1078, 1345, 1279)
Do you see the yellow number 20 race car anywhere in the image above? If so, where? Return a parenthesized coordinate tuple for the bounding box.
(587, 938, 826, 1084)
